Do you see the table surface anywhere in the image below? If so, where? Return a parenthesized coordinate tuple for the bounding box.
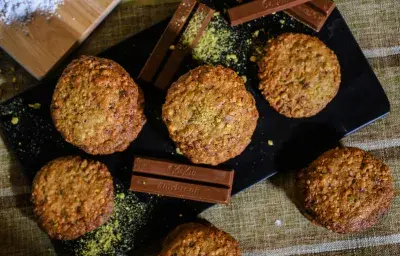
(0, 0, 399, 255)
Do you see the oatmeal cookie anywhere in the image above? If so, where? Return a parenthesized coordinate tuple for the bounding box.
(31, 156, 114, 240)
(298, 147, 394, 233)
(160, 223, 241, 256)
(162, 65, 259, 166)
(258, 33, 341, 118)
(51, 56, 146, 155)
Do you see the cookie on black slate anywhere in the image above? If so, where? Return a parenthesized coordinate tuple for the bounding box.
(162, 65, 259, 166)
(51, 56, 146, 155)
(258, 33, 341, 118)
(298, 147, 394, 233)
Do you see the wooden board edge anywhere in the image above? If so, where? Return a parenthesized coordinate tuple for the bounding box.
(78, 0, 121, 44)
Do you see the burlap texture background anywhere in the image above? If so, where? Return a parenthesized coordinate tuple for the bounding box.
(0, 0, 399, 255)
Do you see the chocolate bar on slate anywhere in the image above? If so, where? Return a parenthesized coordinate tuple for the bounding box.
(155, 4, 214, 90)
(227, 0, 311, 26)
(130, 157, 234, 204)
(285, 0, 336, 32)
(139, 0, 214, 91)
(139, 0, 197, 83)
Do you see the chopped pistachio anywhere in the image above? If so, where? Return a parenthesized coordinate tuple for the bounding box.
(252, 30, 260, 38)
(11, 117, 19, 125)
(28, 103, 41, 109)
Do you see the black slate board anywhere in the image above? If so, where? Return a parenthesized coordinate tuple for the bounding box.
(0, 2, 390, 255)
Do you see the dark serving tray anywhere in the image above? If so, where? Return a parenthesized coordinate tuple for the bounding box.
(0, 1, 390, 254)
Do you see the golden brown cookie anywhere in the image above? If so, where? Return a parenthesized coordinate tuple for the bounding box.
(298, 147, 394, 233)
(31, 156, 114, 240)
(162, 65, 259, 166)
(159, 223, 241, 256)
(51, 56, 146, 155)
(258, 33, 341, 118)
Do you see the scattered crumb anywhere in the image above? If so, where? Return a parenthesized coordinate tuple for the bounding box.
(192, 12, 251, 72)
(12, 77, 16, 83)
(241, 75, 247, 83)
(252, 30, 260, 38)
(28, 103, 41, 109)
(226, 54, 238, 63)
(11, 116, 19, 125)
(268, 140, 274, 146)
(250, 56, 257, 62)
(70, 187, 152, 256)
(169, 45, 175, 50)
(176, 148, 183, 155)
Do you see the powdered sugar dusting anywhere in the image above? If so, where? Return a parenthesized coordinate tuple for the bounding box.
(0, 0, 64, 25)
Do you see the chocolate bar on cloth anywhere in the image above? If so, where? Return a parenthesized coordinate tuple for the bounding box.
(130, 157, 234, 204)
(227, 0, 311, 26)
(285, 0, 336, 32)
(138, 0, 214, 90)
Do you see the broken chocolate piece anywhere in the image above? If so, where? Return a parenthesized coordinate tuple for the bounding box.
(285, 0, 336, 32)
(227, 0, 311, 26)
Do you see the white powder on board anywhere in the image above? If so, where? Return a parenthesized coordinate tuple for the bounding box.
(0, 0, 64, 25)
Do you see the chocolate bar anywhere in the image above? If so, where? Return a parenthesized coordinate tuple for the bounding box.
(139, 0, 197, 83)
(130, 157, 234, 204)
(130, 176, 231, 204)
(227, 0, 311, 26)
(139, 1, 215, 91)
(155, 4, 214, 90)
(285, 0, 335, 32)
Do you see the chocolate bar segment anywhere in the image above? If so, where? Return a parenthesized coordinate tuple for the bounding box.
(138, 0, 197, 83)
(155, 4, 214, 90)
(309, 0, 336, 16)
(227, 0, 311, 26)
(130, 175, 231, 204)
(285, 0, 335, 32)
(133, 157, 234, 186)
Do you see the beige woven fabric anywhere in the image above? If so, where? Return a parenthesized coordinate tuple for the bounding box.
(0, 0, 399, 255)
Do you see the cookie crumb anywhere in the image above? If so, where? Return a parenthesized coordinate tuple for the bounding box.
(11, 116, 19, 125)
(28, 103, 41, 109)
